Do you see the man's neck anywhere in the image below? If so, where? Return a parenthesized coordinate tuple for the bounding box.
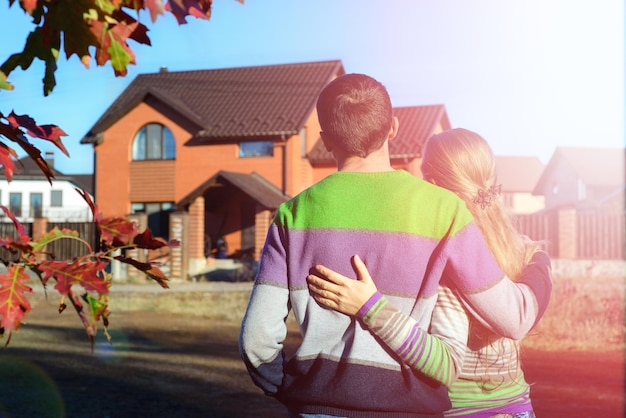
(337, 146, 394, 172)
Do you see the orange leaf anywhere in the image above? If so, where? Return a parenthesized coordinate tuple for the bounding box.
(0, 265, 33, 336)
(98, 216, 138, 246)
(114, 255, 169, 288)
(39, 260, 109, 296)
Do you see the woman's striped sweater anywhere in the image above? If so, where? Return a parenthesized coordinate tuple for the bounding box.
(357, 251, 552, 417)
(239, 170, 549, 418)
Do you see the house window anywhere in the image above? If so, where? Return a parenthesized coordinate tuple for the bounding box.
(132, 123, 176, 161)
(9, 193, 22, 217)
(30, 193, 43, 218)
(131, 201, 174, 239)
(51, 190, 63, 207)
(239, 141, 274, 157)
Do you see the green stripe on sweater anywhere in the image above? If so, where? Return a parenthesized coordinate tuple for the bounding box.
(276, 171, 473, 238)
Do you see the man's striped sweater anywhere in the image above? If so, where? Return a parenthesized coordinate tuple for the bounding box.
(239, 170, 546, 418)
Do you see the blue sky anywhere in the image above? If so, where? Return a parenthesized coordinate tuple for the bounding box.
(0, 0, 623, 174)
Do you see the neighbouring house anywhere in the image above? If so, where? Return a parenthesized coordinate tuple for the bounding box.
(495, 155, 545, 214)
(533, 147, 625, 212)
(0, 152, 94, 223)
(80, 60, 451, 278)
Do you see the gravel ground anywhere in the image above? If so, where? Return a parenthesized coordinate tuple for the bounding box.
(0, 281, 623, 418)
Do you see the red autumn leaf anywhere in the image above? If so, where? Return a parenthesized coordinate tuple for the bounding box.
(0, 113, 55, 183)
(75, 187, 102, 222)
(39, 260, 109, 296)
(6, 111, 69, 157)
(0, 265, 33, 336)
(165, 0, 213, 24)
(98, 216, 138, 246)
(18, 0, 39, 15)
(0, 143, 18, 182)
(89, 18, 138, 76)
(113, 10, 151, 45)
(66, 288, 97, 349)
(144, 0, 166, 22)
(0, 206, 31, 243)
(114, 255, 169, 288)
(133, 229, 179, 250)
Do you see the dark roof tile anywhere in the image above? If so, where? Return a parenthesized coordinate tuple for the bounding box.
(81, 60, 345, 143)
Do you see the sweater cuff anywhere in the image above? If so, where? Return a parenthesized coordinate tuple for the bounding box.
(356, 291, 383, 321)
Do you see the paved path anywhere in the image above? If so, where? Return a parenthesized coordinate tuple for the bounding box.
(109, 280, 253, 293)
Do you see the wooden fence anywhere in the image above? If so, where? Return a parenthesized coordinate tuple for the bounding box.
(516, 210, 625, 260)
(46, 222, 98, 260)
(0, 221, 98, 263)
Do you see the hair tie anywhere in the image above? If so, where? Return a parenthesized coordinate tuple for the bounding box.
(473, 184, 502, 209)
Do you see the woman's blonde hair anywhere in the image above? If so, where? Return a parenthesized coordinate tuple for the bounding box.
(421, 128, 541, 279)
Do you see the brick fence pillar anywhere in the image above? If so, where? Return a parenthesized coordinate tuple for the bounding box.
(32, 217, 48, 262)
(254, 207, 272, 261)
(126, 213, 148, 281)
(557, 208, 577, 259)
(168, 211, 189, 281)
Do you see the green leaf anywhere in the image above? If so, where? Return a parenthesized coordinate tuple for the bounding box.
(30, 227, 81, 253)
(107, 33, 134, 75)
(0, 71, 14, 91)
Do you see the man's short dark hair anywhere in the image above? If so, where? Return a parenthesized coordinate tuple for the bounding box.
(316, 73, 393, 158)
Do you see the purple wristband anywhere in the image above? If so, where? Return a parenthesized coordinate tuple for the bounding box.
(356, 291, 383, 320)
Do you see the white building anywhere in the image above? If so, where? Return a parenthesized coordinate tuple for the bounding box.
(0, 154, 93, 223)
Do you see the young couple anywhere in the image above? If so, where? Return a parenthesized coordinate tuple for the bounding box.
(240, 73, 552, 418)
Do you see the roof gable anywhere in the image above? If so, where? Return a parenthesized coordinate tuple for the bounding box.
(534, 147, 625, 193)
(81, 60, 345, 144)
(308, 104, 450, 164)
(177, 170, 288, 210)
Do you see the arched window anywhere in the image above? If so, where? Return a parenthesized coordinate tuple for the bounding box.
(132, 123, 176, 161)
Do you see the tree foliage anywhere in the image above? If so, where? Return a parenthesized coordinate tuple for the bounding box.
(1, 0, 237, 95)
(0, 0, 243, 347)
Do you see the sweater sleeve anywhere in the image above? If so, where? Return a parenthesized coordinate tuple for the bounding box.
(453, 250, 553, 340)
(357, 287, 468, 387)
(516, 250, 553, 328)
(239, 224, 290, 396)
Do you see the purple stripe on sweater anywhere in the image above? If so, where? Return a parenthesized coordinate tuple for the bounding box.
(437, 222, 505, 292)
(257, 221, 504, 297)
(397, 323, 418, 356)
(283, 228, 442, 296)
(356, 291, 382, 320)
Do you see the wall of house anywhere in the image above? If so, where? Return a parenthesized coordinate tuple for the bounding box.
(96, 103, 316, 220)
(0, 179, 92, 222)
(509, 192, 545, 214)
(294, 112, 323, 194)
(538, 159, 580, 209)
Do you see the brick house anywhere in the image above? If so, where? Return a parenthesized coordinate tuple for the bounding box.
(494, 156, 545, 214)
(533, 147, 625, 212)
(80, 60, 451, 278)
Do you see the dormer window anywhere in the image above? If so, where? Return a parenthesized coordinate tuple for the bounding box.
(132, 123, 176, 161)
(239, 141, 274, 157)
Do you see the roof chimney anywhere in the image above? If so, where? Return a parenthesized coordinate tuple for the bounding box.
(45, 151, 54, 170)
(159, 66, 168, 73)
